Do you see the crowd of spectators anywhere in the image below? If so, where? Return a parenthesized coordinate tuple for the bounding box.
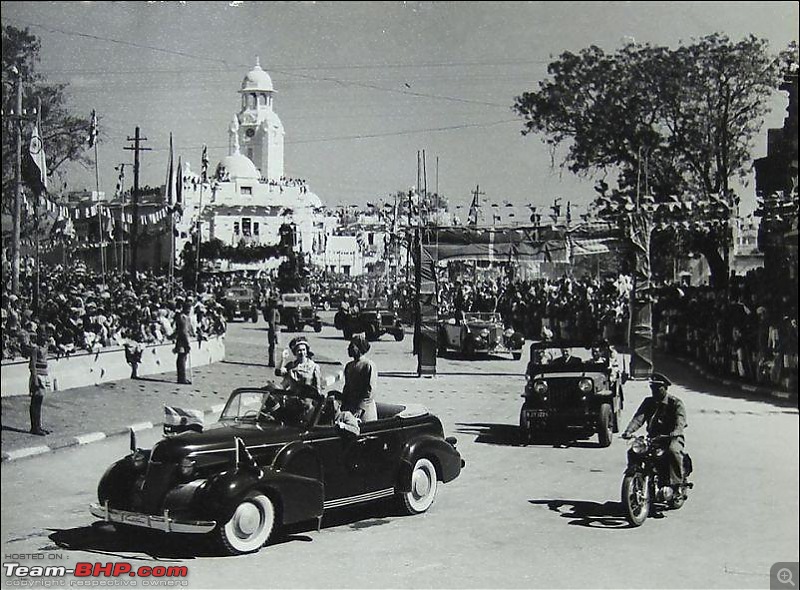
(655, 268, 798, 392)
(2, 263, 227, 361)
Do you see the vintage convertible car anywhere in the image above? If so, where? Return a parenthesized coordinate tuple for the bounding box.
(438, 312, 525, 359)
(90, 386, 464, 555)
(334, 298, 405, 341)
(520, 342, 626, 447)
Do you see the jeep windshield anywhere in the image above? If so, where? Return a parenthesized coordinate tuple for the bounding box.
(225, 288, 251, 299)
(281, 294, 311, 306)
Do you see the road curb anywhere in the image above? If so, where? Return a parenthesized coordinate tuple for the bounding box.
(678, 356, 795, 401)
(1, 370, 346, 464)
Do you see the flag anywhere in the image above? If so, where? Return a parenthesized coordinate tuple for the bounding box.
(234, 436, 262, 473)
(114, 165, 125, 198)
(165, 133, 175, 205)
(23, 123, 48, 194)
(87, 110, 98, 147)
(201, 144, 209, 183)
(163, 406, 204, 435)
(176, 156, 183, 206)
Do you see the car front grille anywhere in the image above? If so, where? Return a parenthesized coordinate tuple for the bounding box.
(139, 462, 178, 514)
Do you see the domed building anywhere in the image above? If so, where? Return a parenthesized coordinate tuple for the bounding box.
(174, 59, 334, 270)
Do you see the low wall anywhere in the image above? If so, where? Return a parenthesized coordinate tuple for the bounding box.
(0, 336, 226, 398)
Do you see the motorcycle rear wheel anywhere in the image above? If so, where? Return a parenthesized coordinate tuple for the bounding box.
(621, 472, 650, 526)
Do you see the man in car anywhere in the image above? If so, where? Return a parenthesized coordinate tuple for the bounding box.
(550, 347, 582, 367)
(621, 373, 687, 493)
(337, 334, 378, 422)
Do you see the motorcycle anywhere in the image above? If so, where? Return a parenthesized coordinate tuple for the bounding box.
(621, 434, 693, 526)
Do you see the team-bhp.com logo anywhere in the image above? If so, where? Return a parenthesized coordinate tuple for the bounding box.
(4, 562, 188, 586)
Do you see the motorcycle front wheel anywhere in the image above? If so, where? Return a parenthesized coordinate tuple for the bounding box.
(621, 472, 650, 527)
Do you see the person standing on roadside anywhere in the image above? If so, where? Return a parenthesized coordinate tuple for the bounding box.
(174, 299, 194, 384)
(28, 327, 52, 436)
(264, 295, 281, 367)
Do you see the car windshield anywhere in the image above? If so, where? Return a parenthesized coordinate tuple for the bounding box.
(220, 388, 320, 428)
(464, 312, 501, 323)
(226, 288, 250, 298)
(528, 347, 611, 370)
(282, 294, 311, 305)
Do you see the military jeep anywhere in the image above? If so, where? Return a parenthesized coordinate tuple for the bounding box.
(278, 292, 322, 333)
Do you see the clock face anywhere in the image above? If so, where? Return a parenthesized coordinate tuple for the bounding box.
(245, 128, 256, 138)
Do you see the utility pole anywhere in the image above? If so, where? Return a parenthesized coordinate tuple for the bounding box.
(123, 127, 151, 275)
(11, 67, 23, 295)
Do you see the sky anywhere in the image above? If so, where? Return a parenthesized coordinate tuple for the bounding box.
(2, 1, 798, 218)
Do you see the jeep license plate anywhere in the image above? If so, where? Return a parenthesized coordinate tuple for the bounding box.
(526, 409, 548, 418)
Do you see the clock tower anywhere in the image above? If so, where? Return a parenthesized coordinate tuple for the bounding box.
(236, 58, 284, 181)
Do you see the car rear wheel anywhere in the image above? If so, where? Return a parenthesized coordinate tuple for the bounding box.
(216, 492, 276, 555)
(597, 403, 613, 447)
(399, 457, 438, 515)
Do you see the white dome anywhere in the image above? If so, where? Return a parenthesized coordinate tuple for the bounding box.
(216, 152, 261, 181)
(240, 59, 274, 93)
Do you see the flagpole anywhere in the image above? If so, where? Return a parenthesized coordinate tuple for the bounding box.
(34, 97, 43, 315)
(96, 142, 106, 285)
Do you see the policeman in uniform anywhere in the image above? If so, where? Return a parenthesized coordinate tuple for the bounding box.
(174, 299, 194, 384)
(622, 373, 688, 492)
(28, 327, 51, 436)
(264, 295, 281, 367)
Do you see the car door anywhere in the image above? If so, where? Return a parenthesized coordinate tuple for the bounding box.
(353, 417, 403, 493)
(304, 424, 368, 503)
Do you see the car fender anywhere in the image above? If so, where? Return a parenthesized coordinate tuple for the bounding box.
(97, 454, 149, 507)
(201, 466, 324, 526)
(398, 435, 463, 489)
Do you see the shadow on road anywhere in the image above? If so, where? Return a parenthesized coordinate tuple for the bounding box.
(528, 499, 633, 529)
(454, 422, 524, 446)
(130, 376, 176, 384)
(49, 523, 213, 559)
(436, 350, 520, 362)
(1, 424, 32, 435)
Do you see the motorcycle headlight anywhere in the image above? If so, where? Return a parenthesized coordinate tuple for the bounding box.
(578, 378, 594, 393)
(131, 450, 148, 471)
(630, 438, 648, 455)
(533, 380, 548, 395)
(179, 457, 196, 478)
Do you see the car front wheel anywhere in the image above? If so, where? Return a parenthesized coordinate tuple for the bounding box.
(399, 457, 438, 515)
(216, 492, 276, 555)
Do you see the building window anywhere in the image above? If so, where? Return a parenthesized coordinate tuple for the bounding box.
(242, 218, 252, 236)
(233, 222, 240, 236)
(247, 148, 254, 161)
(240, 186, 252, 196)
(253, 222, 260, 236)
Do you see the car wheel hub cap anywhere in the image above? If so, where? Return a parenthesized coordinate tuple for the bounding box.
(413, 470, 431, 498)
(234, 503, 261, 537)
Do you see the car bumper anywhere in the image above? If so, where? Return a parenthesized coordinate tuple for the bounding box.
(90, 502, 216, 534)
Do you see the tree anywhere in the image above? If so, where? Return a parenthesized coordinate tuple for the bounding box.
(2, 25, 94, 210)
(513, 34, 797, 287)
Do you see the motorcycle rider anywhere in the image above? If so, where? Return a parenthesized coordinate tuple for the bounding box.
(621, 373, 688, 495)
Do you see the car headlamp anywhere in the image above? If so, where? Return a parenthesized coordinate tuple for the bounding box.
(179, 457, 196, 478)
(503, 328, 515, 338)
(480, 328, 490, 338)
(630, 437, 648, 455)
(578, 378, 594, 393)
(131, 450, 148, 471)
(533, 380, 548, 395)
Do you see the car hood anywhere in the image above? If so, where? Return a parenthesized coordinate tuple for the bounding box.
(151, 422, 301, 462)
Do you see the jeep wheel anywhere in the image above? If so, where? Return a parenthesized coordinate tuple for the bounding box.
(217, 492, 276, 555)
(251, 311, 258, 323)
(333, 311, 345, 330)
(313, 322, 322, 333)
(597, 403, 613, 448)
(393, 329, 405, 342)
(398, 457, 438, 515)
(342, 326, 352, 340)
(364, 324, 378, 341)
(519, 408, 533, 444)
(512, 351, 522, 361)
(323, 301, 331, 311)
(286, 318, 297, 332)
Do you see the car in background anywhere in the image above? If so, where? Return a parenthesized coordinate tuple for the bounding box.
(221, 286, 259, 323)
(438, 312, 524, 359)
(318, 287, 360, 312)
(519, 341, 626, 447)
(90, 386, 464, 555)
(335, 298, 405, 341)
(278, 292, 322, 332)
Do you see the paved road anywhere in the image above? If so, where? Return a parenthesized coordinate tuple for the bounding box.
(2, 321, 798, 589)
